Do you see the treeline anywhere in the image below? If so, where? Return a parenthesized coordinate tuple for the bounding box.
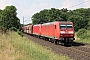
(32, 8, 90, 31)
(0, 5, 21, 32)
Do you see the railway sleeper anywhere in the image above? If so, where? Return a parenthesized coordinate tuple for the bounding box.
(60, 41, 72, 46)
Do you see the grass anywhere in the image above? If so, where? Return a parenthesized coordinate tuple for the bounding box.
(75, 30, 90, 44)
(0, 31, 72, 60)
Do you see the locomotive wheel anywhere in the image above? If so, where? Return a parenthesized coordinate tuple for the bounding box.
(55, 40, 59, 45)
(49, 38, 51, 42)
(51, 39, 54, 43)
(61, 43, 64, 46)
(45, 38, 48, 41)
(64, 43, 68, 46)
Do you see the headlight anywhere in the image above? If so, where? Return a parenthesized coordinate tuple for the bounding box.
(60, 31, 65, 34)
(68, 31, 73, 34)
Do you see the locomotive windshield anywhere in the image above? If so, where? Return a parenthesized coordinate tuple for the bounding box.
(60, 24, 73, 29)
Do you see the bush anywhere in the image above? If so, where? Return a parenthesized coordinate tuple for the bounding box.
(17, 30, 23, 37)
(9, 27, 17, 31)
(0, 26, 7, 34)
(77, 28, 87, 39)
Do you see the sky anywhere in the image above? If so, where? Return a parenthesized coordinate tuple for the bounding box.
(0, 0, 90, 24)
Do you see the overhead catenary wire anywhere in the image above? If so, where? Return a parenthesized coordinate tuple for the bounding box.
(61, 0, 73, 7)
(67, 0, 90, 9)
(62, 0, 72, 4)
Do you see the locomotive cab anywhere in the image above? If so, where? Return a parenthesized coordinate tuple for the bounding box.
(59, 22, 75, 45)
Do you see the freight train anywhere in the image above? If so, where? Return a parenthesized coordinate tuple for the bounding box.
(22, 21, 75, 46)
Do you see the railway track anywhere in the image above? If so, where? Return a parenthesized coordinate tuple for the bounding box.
(24, 34, 90, 60)
(65, 46, 90, 60)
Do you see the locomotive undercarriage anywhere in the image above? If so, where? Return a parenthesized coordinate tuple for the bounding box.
(60, 37, 75, 46)
(53, 37, 75, 46)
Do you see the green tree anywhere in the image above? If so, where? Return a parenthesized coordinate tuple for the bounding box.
(87, 19, 90, 30)
(32, 8, 68, 24)
(67, 8, 89, 31)
(0, 5, 21, 30)
(77, 28, 87, 39)
(68, 15, 88, 31)
(32, 7, 90, 31)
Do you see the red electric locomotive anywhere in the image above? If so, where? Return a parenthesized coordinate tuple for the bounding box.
(41, 21, 75, 45)
(33, 24, 42, 37)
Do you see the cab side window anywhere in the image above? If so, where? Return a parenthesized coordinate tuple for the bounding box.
(55, 25, 56, 29)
